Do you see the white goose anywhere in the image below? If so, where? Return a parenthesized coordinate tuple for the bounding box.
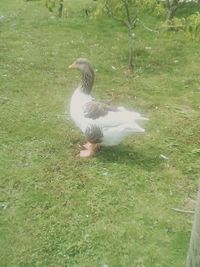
(68, 58, 148, 157)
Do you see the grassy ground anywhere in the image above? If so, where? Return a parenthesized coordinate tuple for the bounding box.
(0, 1, 200, 266)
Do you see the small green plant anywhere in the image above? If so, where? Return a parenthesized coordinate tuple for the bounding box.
(93, 2, 106, 19)
(45, 0, 55, 12)
(45, 0, 63, 17)
(186, 12, 200, 41)
(154, 3, 166, 17)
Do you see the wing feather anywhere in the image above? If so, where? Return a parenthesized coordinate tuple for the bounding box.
(83, 100, 118, 119)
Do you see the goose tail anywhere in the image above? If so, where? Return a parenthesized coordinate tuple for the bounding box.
(118, 106, 149, 122)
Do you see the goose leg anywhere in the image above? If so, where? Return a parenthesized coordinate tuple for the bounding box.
(83, 142, 92, 150)
(80, 143, 101, 157)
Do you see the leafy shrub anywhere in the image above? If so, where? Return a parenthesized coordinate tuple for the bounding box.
(160, 12, 200, 41)
(141, 0, 166, 17)
(171, 17, 186, 31)
(159, 17, 185, 32)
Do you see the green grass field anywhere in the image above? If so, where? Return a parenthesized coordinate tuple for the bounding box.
(0, 1, 200, 266)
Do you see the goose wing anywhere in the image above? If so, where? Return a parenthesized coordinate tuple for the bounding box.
(83, 100, 118, 120)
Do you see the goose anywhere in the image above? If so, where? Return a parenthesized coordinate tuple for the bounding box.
(68, 58, 148, 157)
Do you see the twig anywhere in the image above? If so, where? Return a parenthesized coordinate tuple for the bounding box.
(138, 19, 159, 33)
(172, 208, 195, 214)
(131, 16, 138, 27)
(0, 96, 9, 100)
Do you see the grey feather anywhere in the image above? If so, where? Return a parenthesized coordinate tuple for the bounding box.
(84, 101, 118, 119)
(85, 124, 103, 143)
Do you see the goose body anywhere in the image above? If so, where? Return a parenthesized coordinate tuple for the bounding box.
(68, 58, 148, 157)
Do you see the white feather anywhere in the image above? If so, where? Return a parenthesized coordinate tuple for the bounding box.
(70, 88, 148, 146)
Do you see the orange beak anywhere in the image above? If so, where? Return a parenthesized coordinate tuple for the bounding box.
(68, 63, 76, 69)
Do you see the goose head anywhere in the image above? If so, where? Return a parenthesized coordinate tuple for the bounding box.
(68, 58, 95, 94)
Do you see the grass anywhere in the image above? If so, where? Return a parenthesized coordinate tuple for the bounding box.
(0, 1, 200, 266)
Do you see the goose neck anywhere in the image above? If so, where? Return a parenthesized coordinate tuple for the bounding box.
(80, 68, 94, 94)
